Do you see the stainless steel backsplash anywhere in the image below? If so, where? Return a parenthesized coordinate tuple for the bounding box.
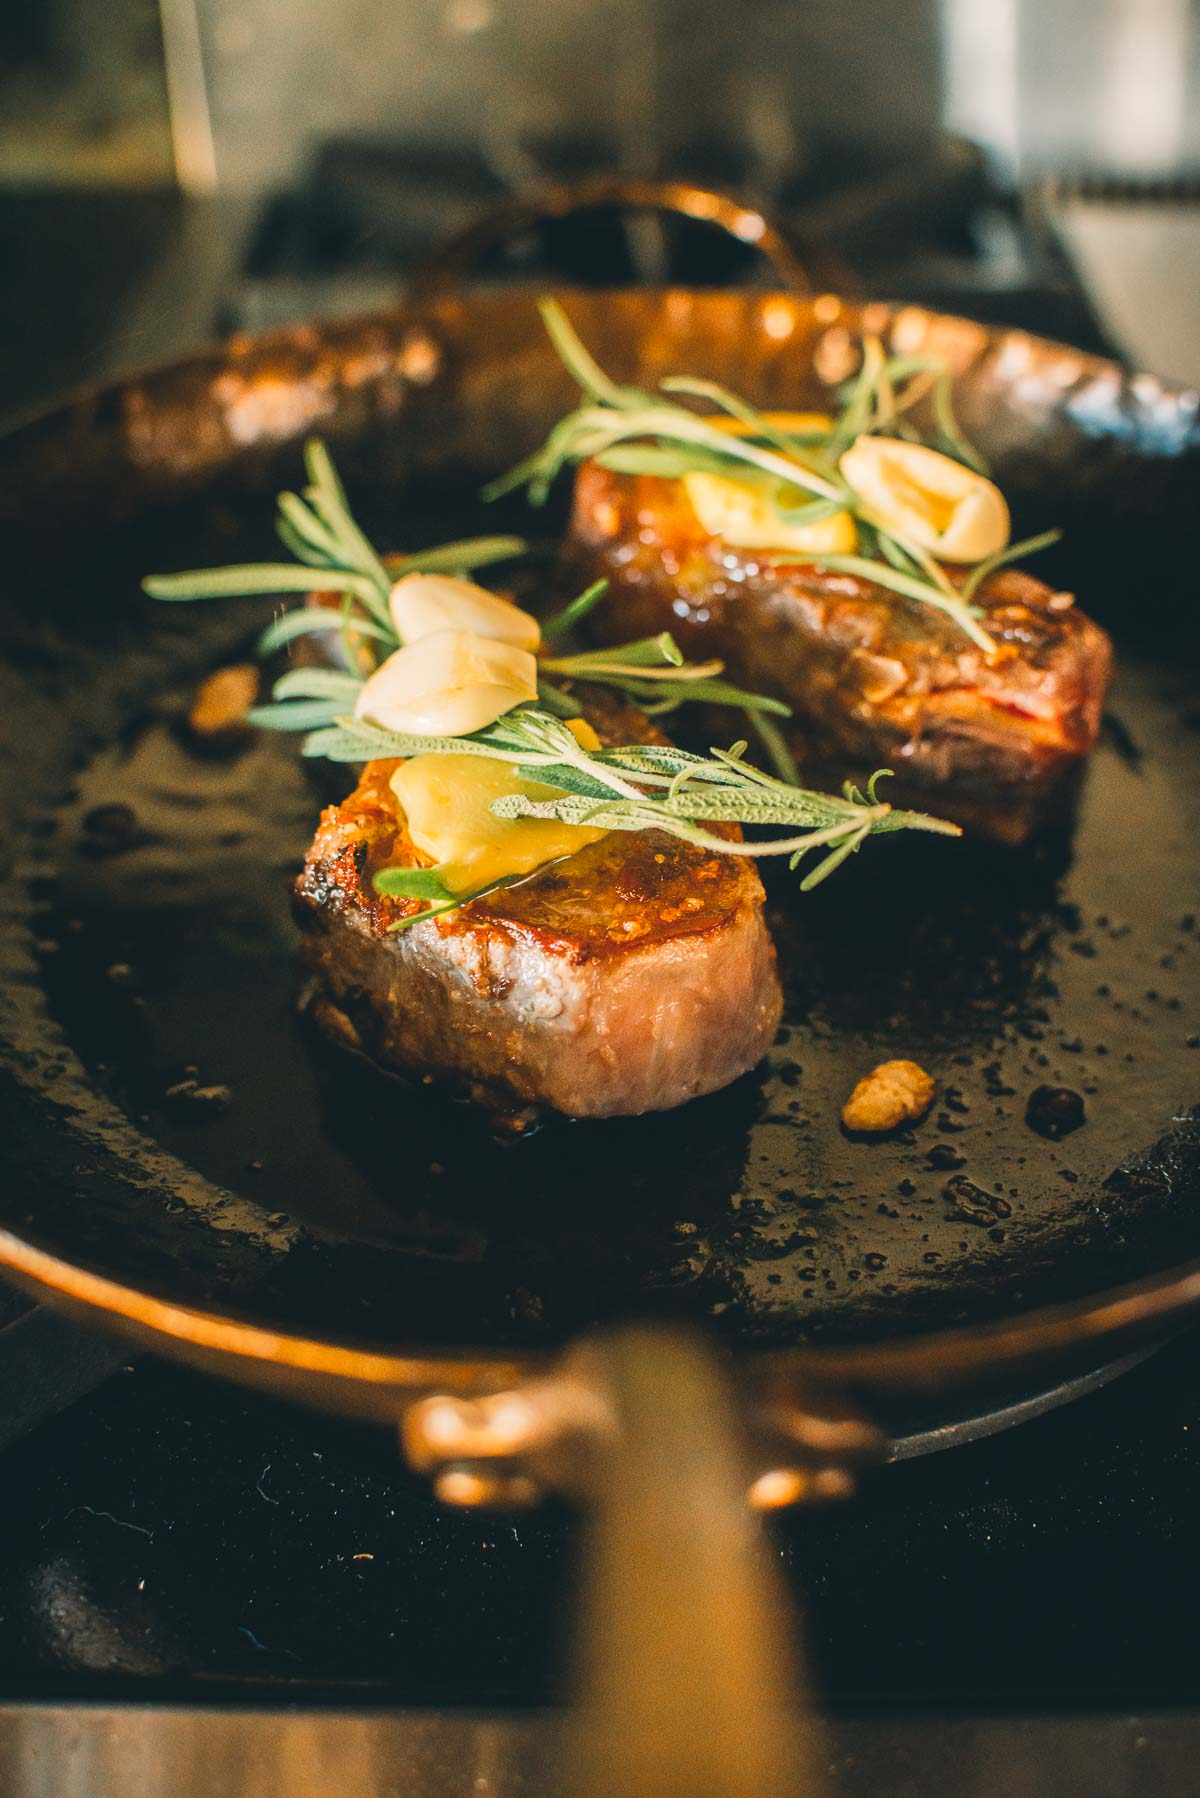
(1, 0, 1198, 195)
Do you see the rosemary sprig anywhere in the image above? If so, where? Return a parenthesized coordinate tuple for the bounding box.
(238, 609, 792, 738)
(541, 577, 611, 641)
(828, 335, 887, 458)
(486, 300, 1064, 656)
(484, 389, 845, 509)
(238, 641, 790, 750)
(245, 666, 363, 733)
(145, 443, 791, 734)
(960, 529, 1063, 603)
(143, 436, 527, 650)
(537, 635, 790, 722)
(748, 710, 802, 785)
(306, 706, 958, 896)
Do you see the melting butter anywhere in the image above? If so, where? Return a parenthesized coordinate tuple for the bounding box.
(683, 472, 856, 555)
(687, 411, 854, 555)
(391, 747, 607, 894)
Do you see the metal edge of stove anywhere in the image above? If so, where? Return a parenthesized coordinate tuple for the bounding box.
(0, 1701, 1194, 1798)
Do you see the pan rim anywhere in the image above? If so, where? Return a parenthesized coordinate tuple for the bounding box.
(1, 1216, 1198, 1411)
(0, 282, 1172, 466)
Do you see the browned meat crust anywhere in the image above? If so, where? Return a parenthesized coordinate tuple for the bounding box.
(563, 461, 1114, 840)
(293, 691, 782, 1117)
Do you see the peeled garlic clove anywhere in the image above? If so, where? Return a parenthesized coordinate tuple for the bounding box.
(355, 630, 538, 737)
(389, 573, 540, 652)
(683, 472, 857, 555)
(838, 436, 1009, 563)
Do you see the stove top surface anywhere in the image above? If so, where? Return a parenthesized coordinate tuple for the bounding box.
(1, 1330, 1197, 1712)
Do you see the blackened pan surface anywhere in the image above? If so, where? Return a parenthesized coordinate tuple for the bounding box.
(0, 291, 1197, 1359)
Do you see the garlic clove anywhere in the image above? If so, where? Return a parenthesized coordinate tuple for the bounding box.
(383, 682, 531, 738)
(683, 472, 856, 555)
(838, 436, 1009, 563)
(355, 630, 538, 737)
(389, 573, 540, 652)
(934, 484, 1010, 563)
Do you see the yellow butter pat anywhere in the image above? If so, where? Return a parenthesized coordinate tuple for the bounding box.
(391, 753, 607, 893)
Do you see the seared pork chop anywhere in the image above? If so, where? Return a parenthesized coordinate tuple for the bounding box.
(294, 694, 782, 1117)
(563, 461, 1114, 841)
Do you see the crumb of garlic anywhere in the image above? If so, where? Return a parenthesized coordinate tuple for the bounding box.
(189, 664, 259, 738)
(842, 1059, 935, 1133)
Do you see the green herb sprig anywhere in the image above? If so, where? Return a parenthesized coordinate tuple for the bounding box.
(537, 633, 791, 721)
(144, 439, 794, 742)
(303, 707, 959, 902)
(372, 864, 516, 933)
(485, 300, 1065, 657)
(143, 436, 528, 656)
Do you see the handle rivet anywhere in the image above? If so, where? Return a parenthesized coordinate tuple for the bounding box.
(434, 1463, 542, 1509)
(748, 1467, 810, 1511)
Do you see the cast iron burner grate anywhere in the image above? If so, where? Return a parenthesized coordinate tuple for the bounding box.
(221, 134, 1113, 354)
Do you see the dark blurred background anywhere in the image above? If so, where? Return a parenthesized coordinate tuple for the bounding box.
(2, 0, 1200, 427)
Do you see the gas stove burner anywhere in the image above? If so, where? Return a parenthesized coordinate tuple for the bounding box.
(221, 137, 1113, 362)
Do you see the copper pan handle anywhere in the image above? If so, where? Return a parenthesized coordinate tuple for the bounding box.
(408, 174, 848, 301)
(404, 1324, 885, 1797)
(560, 1326, 824, 1798)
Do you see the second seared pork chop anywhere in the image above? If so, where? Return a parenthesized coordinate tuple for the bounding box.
(563, 462, 1114, 842)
